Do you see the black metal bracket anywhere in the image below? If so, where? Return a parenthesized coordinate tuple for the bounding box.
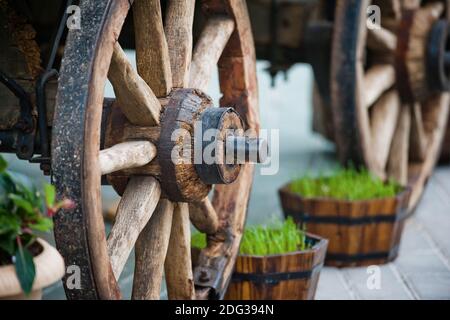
(30, 69, 59, 174)
(0, 70, 36, 160)
(193, 255, 228, 300)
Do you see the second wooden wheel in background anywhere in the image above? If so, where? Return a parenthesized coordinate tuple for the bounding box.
(52, 0, 259, 300)
(331, 0, 450, 210)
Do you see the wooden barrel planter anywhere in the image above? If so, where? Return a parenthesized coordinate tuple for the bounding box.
(224, 234, 328, 300)
(279, 185, 410, 267)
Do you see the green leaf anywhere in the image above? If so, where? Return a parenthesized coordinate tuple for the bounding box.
(30, 217, 53, 232)
(14, 245, 36, 295)
(8, 194, 33, 214)
(0, 236, 16, 256)
(44, 184, 55, 208)
(0, 156, 6, 173)
(0, 213, 21, 235)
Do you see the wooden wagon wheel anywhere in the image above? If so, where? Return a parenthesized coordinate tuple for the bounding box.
(331, 0, 450, 210)
(51, 0, 260, 300)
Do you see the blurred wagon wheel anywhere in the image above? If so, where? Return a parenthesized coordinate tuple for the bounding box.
(52, 0, 259, 300)
(331, 0, 450, 210)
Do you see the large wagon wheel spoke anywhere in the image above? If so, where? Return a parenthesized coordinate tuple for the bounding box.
(165, 0, 196, 88)
(189, 197, 219, 235)
(133, 0, 172, 97)
(364, 64, 396, 108)
(132, 199, 174, 300)
(367, 27, 397, 53)
(164, 202, 196, 299)
(108, 43, 161, 126)
(99, 141, 156, 175)
(189, 17, 235, 92)
(331, 0, 450, 212)
(107, 176, 161, 279)
(53, 0, 260, 300)
(370, 90, 400, 174)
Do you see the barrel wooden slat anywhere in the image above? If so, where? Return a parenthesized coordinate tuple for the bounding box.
(279, 184, 409, 267)
(224, 234, 327, 300)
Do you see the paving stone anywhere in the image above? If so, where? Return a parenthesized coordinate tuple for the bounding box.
(315, 267, 354, 300)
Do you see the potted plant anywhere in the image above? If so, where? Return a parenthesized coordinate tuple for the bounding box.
(192, 218, 328, 300)
(279, 168, 409, 267)
(0, 155, 70, 299)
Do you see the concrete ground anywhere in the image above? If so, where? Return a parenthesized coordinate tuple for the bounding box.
(3, 61, 450, 299)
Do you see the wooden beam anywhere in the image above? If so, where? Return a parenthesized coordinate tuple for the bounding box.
(107, 177, 161, 280)
(370, 90, 400, 173)
(164, 0, 195, 88)
(387, 104, 411, 186)
(108, 43, 161, 126)
(363, 64, 395, 108)
(189, 17, 235, 92)
(189, 197, 219, 235)
(133, 0, 172, 96)
(164, 203, 196, 299)
(132, 199, 174, 300)
(99, 141, 156, 175)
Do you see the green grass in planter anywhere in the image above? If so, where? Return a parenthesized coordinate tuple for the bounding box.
(191, 231, 207, 250)
(191, 218, 310, 255)
(289, 168, 402, 201)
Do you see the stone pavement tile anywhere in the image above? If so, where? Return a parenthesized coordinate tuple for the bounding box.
(341, 264, 413, 300)
(394, 218, 450, 299)
(416, 174, 450, 261)
(315, 267, 354, 300)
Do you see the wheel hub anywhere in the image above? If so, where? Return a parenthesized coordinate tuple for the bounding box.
(395, 5, 449, 102)
(105, 88, 267, 202)
(427, 19, 450, 92)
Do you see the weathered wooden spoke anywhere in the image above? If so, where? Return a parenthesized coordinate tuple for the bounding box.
(409, 103, 428, 161)
(165, 0, 195, 88)
(99, 141, 156, 175)
(133, 0, 172, 97)
(330, 0, 450, 211)
(189, 197, 219, 235)
(53, 0, 259, 301)
(108, 43, 161, 126)
(107, 177, 161, 279)
(364, 64, 396, 108)
(387, 104, 411, 185)
(132, 199, 174, 300)
(370, 90, 400, 174)
(367, 27, 397, 53)
(374, 0, 402, 31)
(190, 17, 235, 92)
(164, 203, 196, 300)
